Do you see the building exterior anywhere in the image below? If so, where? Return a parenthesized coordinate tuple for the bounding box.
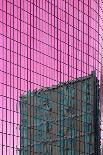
(20, 72, 100, 155)
(0, 0, 103, 155)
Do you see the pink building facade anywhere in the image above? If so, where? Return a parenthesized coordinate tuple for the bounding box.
(0, 0, 103, 154)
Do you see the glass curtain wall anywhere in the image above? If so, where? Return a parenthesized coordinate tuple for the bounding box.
(0, 0, 102, 154)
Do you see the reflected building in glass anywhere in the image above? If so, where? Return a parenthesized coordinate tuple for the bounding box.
(20, 71, 100, 155)
(0, 0, 103, 155)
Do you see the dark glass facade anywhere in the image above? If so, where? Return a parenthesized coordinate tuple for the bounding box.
(0, 0, 102, 155)
(20, 72, 100, 155)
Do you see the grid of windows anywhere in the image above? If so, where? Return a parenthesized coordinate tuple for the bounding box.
(20, 74, 100, 155)
(0, 0, 102, 155)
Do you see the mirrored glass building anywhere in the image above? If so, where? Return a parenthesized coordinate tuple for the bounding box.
(20, 71, 100, 155)
(0, 0, 103, 155)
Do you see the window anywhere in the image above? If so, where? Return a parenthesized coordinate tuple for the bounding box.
(67, 149, 75, 155)
(68, 86, 75, 97)
(87, 103, 93, 112)
(84, 143, 90, 154)
(34, 143, 43, 153)
(82, 103, 92, 112)
(83, 134, 90, 143)
(82, 114, 91, 123)
(83, 123, 91, 133)
(82, 93, 90, 102)
(46, 122, 52, 132)
(82, 81, 89, 93)
(82, 103, 87, 112)
(68, 128, 76, 138)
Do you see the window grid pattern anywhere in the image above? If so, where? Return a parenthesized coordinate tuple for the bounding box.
(0, 0, 102, 155)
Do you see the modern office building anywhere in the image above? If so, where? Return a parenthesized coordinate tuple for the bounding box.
(20, 71, 100, 155)
(0, 0, 103, 155)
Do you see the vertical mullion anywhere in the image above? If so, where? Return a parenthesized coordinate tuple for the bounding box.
(67, 1, 70, 154)
(88, 1, 90, 79)
(17, 1, 19, 154)
(63, 1, 67, 154)
(80, 1, 82, 155)
(35, 0, 37, 154)
(56, 0, 59, 154)
(17, 0, 20, 155)
(82, 1, 84, 154)
(87, 1, 90, 154)
(1, 2, 3, 154)
(9, 1, 12, 155)
(59, 1, 61, 153)
(76, 1, 79, 155)
(47, 1, 50, 153)
(53, 0, 56, 153)
(98, 1, 101, 154)
(29, 0, 32, 154)
(5, 0, 8, 154)
(27, 1, 29, 154)
(33, 0, 35, 154)
(20, 0, 22, 154)
(72, 1, 74, 155)
(50, 1, 52, 153)
(13, 0, 15, 154)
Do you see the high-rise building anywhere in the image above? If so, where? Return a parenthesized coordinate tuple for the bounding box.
(0, 0, 103, 155)
(20, 72, 100, 155)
